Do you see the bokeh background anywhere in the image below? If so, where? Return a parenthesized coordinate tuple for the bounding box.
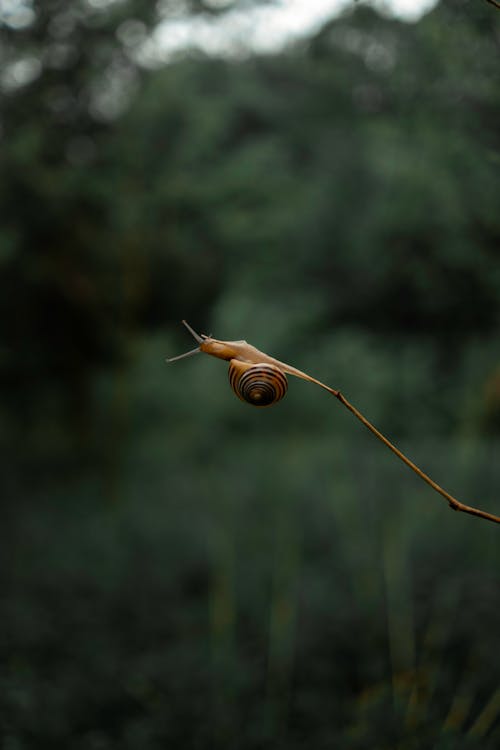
(1, 0, 500, 747)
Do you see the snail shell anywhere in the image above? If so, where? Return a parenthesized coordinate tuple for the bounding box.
(228, 361, 288, 407)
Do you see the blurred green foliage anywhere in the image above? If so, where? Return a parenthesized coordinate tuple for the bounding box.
(1, 0, 499, 747)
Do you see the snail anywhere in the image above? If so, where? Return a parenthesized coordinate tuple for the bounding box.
(167, 320, 500, 526)
(166, 320, 328, 406)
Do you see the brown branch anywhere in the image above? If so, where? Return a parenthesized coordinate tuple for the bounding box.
(486, 0, 500, 9)
(331, 388, 500, 525)
(284, 366, 500, 526)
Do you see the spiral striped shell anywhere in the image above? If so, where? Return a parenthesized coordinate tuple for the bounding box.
(228, 361, 288, 407)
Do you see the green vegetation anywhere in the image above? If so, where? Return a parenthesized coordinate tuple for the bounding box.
(1, 0, 499, 747)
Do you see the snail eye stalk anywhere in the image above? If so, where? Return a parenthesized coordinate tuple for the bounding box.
(165, 346, 201, 364)
(166, 320, 207, 362)
(182, 320, 204, 343)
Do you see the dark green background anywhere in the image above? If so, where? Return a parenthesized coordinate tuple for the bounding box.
(1, 1, 499, 747)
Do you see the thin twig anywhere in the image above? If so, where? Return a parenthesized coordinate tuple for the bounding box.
(485, 0, 500, 9)
(294, 369, 500, 525)
(331, 389, 500, 525)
